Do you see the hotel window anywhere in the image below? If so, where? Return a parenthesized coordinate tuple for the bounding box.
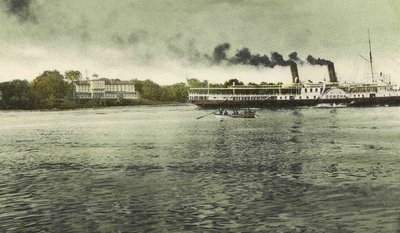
(310, 89, 313, 93)
(305, 89, 307, 93)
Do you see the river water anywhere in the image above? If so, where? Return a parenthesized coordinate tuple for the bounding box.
(0, 105, 399, 232)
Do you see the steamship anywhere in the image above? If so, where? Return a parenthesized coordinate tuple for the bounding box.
(189, 34, 400, 108)
(188, 62, 400, 108)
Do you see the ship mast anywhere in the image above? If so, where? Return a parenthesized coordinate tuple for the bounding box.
(368, 30, 374, 82)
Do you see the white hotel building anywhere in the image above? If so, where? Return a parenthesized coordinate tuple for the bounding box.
(74, 79, 138, 100)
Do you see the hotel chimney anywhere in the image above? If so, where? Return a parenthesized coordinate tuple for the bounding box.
(328, 62, 338, 82)
(290, 62, 300, 83)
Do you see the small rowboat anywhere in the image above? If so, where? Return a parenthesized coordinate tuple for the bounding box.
(215, 110, 257, 119)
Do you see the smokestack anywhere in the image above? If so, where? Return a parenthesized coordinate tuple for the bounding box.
(327, 62, 337, 82)
(290, 62, 300, 83)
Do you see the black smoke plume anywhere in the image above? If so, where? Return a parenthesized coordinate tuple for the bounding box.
(231, 48, 251, 65)
(210, 43, 311, 69)
(212, 43, 230, 64)
(2, 0, 36, 23)
(306, 55, 332, 66)
(249, 54, 272, 67)
(230, 48, 273, 67)
(271, 52, 292, 67)
(288, 52, 304, 64)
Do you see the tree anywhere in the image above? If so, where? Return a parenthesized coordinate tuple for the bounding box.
(0, 79, 33, 109)
(32, 70, 69, 108)
(64, 70, 82, 83)
(160, 83, 188, 102)
(224, 79, 243, 87)
(140, 79, 162, 100)
(186, 78, 208, 88)
(131, 79, 143, 94)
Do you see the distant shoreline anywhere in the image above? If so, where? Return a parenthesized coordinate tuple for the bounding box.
(0, 102, 192, 112)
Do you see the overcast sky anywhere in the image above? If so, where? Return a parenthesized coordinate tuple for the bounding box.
(1, 0, 400, 84)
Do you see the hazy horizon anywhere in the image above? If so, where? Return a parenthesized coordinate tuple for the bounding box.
(1, 0, 400, 85)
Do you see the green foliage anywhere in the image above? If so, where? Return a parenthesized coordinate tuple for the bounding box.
(186, 78, 208, 88)
(132, 79, 188, 103)
(131, 79, 142, 93)
(161, 83, 188, 102)
(0, 69, 193, 110)
(65, 70, 82, 83)
(0, 79, 33, 109)
(32, 70, 71, 108)
(224, 79, 244, 87)
(209, 83, 224, 88)
(139, 79, 162, 100)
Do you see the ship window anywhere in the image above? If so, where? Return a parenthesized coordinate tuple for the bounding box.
(306, 96, 309, 99)
(315, 88, 318, 92)
(305, 89, 307, 93)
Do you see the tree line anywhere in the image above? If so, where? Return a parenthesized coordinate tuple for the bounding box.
(0, 70, 188, 110)
(186, 78, 281, 88)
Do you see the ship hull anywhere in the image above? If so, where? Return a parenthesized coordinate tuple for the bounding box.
(190, 96, 400, 108)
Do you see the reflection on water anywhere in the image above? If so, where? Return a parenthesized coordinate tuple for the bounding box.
(0, 106, 400, 232)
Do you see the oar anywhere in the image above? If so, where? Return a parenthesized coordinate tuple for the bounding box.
(196, 111, 218, 120)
